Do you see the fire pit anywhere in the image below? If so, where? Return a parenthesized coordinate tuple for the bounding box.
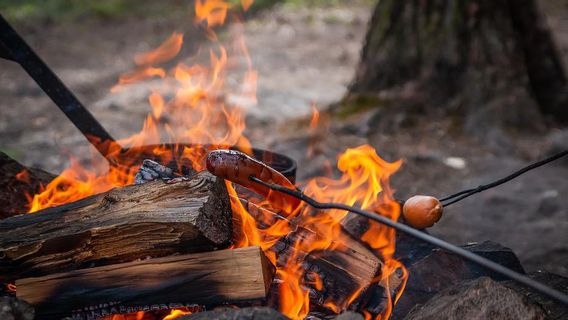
(1, 3, 567, 320)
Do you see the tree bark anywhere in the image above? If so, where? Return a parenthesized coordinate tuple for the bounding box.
(16, 246, 274, 320)
(0, 171, 232, 280)
(349, 0, 568, 124)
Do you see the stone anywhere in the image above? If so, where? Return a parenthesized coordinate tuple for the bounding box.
(393, 241, 525, 319)
(536, 190, 561, 217)
(180, 307, 289, 320)
(335, 311, 364, 320)
(545, 129, 568, 167)
(403, 277, 546, 320)
(0, 296, 34, 320)
(503, 271, 568, 320)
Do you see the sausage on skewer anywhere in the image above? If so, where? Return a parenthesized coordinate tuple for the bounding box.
(206, 149, 301, 212)
(207, 150, 444, 228)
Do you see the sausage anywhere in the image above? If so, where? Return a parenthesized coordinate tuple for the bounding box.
(206, 149, 301, 212)
(402, 195, 444, 229)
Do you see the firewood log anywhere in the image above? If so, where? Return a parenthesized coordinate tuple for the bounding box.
(238, 199, 391, 311)
(0, 171, 232, 280)
(16, 246, 275, 320)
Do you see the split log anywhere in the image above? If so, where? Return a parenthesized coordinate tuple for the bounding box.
(0, 171, 232, 280)
(0, 152, 55, 219)
(16, 246, 275, 320)
(239, 199, 391, 312)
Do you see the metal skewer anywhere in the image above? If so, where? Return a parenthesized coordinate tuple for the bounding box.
(0, 14, 118, 160)
(248, 175, 568, 305)
(440, 149, 568, 206)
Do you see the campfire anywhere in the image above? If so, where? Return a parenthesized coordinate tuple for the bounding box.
(0, 1, 567, 320)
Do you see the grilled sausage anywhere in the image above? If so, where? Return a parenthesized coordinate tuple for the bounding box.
(206, 149, 301, 212)
(402, 195, 443, 229)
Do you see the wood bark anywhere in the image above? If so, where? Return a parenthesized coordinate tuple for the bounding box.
(348, 0, 568, 124)
(16, 246, 275, 320)
(0, 152, 55, 219)
(0, 171, 232, 280)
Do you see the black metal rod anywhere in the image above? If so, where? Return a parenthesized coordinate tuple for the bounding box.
(0, 14, 117, 159)
(440, 150, 568, 206)
(248, 176, 568, 305)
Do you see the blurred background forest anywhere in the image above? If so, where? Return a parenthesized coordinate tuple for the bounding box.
(0, 0, 567, 277)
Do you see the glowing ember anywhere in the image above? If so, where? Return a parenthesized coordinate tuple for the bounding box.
(15, 169, 31, 183)
(23, 0, 407, 319)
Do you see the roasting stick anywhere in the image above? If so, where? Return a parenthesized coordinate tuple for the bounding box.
(401, 149, 568, 228)
(439, 149, 568, 206)
(247, 175, 568, 305)
(0, 14, 118, 160)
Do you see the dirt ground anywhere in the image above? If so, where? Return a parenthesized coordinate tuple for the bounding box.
(0, 1, 567, 277)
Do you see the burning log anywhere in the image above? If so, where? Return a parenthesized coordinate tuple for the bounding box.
(0, 171, 232, 280)
(239, 199, 387, 311)
(0, 152, 55, 219)
(15, 246, 275, 320)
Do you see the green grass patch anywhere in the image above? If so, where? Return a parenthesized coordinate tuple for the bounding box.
(0, 0, 371, 24)
(0, 0, 187, 23)
(0, 147, 24, 161)
(333, 94, 386, 119)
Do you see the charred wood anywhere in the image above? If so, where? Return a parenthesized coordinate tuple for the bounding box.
(238, 199, 386, 312)
(0, 152, 55, 219)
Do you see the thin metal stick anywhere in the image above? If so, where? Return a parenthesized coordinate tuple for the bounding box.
(249, 176, 568, 305)
(440, 150, 568, 206)
(0, 14, 118, 160)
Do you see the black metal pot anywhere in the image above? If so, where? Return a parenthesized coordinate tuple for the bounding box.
(112, 143, 297, 183)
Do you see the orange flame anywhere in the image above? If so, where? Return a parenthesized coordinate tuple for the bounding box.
(112, 67, 166, 92)
(307, 103, 320, 158)
(135, 32, 183, 66)
(28, 0, 253, 214)
(24, 0, 408, 319)
(228, 145, 406, 319)
(241, 0, 254, 11)
(195, 0, 231, 27)
(309, 104, 320, 131)
(162, 308, 193, 319)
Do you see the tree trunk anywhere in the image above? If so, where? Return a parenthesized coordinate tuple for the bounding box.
(349, 0, 568, 125)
